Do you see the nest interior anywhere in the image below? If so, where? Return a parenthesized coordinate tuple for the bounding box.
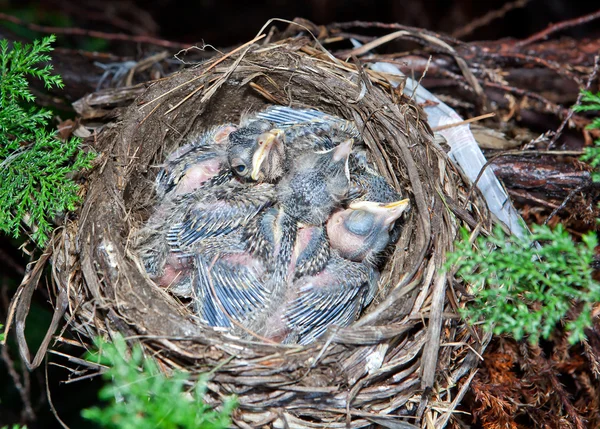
(51, 37, 492, 428)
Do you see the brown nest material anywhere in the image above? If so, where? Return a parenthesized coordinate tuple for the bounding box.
(18, 36, 495, 428)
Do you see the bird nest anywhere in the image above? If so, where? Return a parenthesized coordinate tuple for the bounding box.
(34, 36, 493, 427)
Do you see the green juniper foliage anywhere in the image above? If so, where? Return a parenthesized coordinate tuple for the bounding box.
(574, 90, 600, 182)
(0, 323, 4, 342)
(82, 335, 237, 429)
(448, 224, 600, 344)
(0, 35, 94, 245)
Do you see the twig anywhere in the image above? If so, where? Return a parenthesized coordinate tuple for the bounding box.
(516, 8, 600, 47)
(45, 359, 71, 429)
(542, 183, 588, 225)
(343, 30, 412, 57)
(338, 26, 487, 107)
(548, 55, 600, 149)
(431, 113, 496, 131)
(463, 150, 585, 207)
(1, 346, 35, 421)
(0, 280, 35, 421)
(329, 21, 466, 48)
(0, 12, 189, 49)
(479, 51, 582, 85)
(410, 56, 432, 103)
(142, 34, 265, 110)
(249, 82, 286, 104)
(452, 0, 531, 39)
(483, 80, 569, 116)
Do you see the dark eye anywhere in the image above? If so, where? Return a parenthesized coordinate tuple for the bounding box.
(233, 163, 247, 175)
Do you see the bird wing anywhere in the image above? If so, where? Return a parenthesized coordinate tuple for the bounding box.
(255, 106, 333, 125)
(349, 167, 402, 204)
(284, 259, 377, 345)
(167, 183, 275, 250)
(155, 145, 222, 198)
(255, 106, 361, 154)
(294, 226, 331, 279)
(194, 250, 268, 327)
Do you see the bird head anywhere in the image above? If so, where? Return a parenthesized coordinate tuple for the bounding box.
(227, 121, 285, 182)
(327, 198, 410, 263)
(315, 138, 354, 180)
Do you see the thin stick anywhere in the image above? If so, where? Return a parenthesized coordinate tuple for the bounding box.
(543, 183, 588, 225)
(0, 12, 189, 49)
(452, 0, 531, 39)
(45, 359, 71, 429)
(141, 34, 265, 109)
(164, 84, 205, 114)
(548, 55, 600, 149)
(516, 8, 600, 47)
(431, 113, 496, 131)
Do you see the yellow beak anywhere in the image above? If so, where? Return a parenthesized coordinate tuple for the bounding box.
(349, 198, 410, 226)
(250, 129, 284, 180)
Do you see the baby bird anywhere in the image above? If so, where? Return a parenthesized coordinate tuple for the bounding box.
(348, 157, 403, 204)
(134, 195, 195, 295)
(228, 106, 360, 183)
(327, 198, 410, 264)
(193, 206, 329, 329)
(261, 198, 409, 345)
(155, 124, 237, 199)
(136, 179, 275, 296)
(227, 121, 286, 183)
(167, 180, 276, 251)
(192, 232, 270, 327)
(277, 138, 354, 225)
(257, 106, 360, 152)
(269, 139, 354, 297)
(254, 106, 361, 149)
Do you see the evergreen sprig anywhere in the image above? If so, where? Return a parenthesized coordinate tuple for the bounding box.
(574, 90, 600, 181)
(82, 335, 237, 429)
(0, 35, 94, 245)
(447, 224, 600, 344)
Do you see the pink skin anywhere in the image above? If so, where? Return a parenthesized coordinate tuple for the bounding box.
(263, 224, 323, 342)
(171, 125, 237, 196)
(213, 125, 237, 145)
(173, 158, 222, 195)
(157, 253, 191, 290)
(326, 209, 370, 262)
